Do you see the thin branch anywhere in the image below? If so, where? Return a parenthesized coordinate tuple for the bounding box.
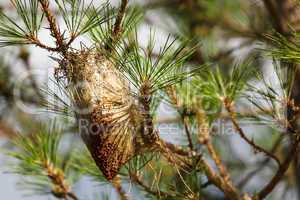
(197, 109, 235, 191)
(38, 0, 66, 53)
(28, 34, 60, 52)
(206, 142, 232, 184)
(163, 140, 196, 156)
(166, 86, 194, 150)
(154, 108, 274, 124)
(197, 155, 241, 200)
(224, 99, 281, 166)
(43, 160, 78, 200)
(256, 140, 300, 199)
(183, 116, 194, 150)
(130, 173, 172, 198)
(237, 134, 283, 189)
(112, 176, 131, 200)
(113, 0, 129, 37)
(67, 192, 79, 200)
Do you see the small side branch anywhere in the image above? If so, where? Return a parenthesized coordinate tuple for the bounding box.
(43, 160, 78, 200)
(38, 0, 66, 53)
(198, 156, 240, 200)
(183, 116, 194, 150)
(130, 173, 172, 198)
(206, 142, 232, 185)
(28, 35, 60, 52)
(166, 86, 194, 150)
(237, 135, 283, 189)
(112, 176, 131, 200)
(197, 109, 235, 191)
(256, 140, 300, 199)
(113, 0, 129, 37)
(224, 99, 281, 166)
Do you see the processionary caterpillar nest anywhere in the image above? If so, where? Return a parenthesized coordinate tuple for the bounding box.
(60, 49, 142, 180)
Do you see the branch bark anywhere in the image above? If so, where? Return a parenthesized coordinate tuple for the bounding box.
(112, 176, 131, 200)
(256, 140, 300, 199)
(224, 99, 281, 166)
(113, 0, 129, 37)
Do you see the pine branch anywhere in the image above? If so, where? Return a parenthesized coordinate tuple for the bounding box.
(112, 176, 131, 200)
(113, 0, 128, 37)
(29, 34, 60, 51)
(130, 173, 173, 198)
(139, 82, 159, 144)
(43, 160, 78, 200)
(111, 32, 207, 94)
(166, 86, 194, 150)
(197, 107, 235, 193)
(0, 0, 43, 46)
(38, 0, 65, 52)
(90, 5, 142, 48)
(55, 0, 110, 43)
(237, 135, 283, 189)
(224, 98, 281, 166)
(6, 123, 79, 200)
(183, 116, 194, 151)
(197, 155, 240, 200)
(256, 139, 300, 200)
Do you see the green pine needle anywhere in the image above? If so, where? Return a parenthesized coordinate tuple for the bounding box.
(8, 122, 62, 174)
(4, 122, 75, 197)
(54, 0, 110, 39)
(263, 32, 300, 62)
(109, 31, 208, 94)
(0, 0, 43, 46)
(89, 5, 143, 47)
(71, 148, 107, 183)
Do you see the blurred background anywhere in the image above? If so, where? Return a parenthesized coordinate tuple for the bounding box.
(0, 0, 299, 199)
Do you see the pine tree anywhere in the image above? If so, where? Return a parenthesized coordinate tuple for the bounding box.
(0, 0, 300, 200)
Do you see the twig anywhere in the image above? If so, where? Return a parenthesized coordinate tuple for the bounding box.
(237, 135, 283, 189)
(163, 140, 196, 156)
(197, 156, 240, 200)
(197, 109, 235, 191)
(28, 34, 60, 52)
(43, 160, 78, 200)
(153, 108, 274, 124)
(105, 0, 129, 51)
(256, 140, 300, 199)
(166, 86, 194, 150)
(130, 173, 172, 198)
(38, 0, 66, 53)
(207, 142, 232, 184)
(112, 176, 131, 200)
(224, 99, 281, 166)
(113, 0, 129, 37)
(139, 82, 159, 144)
(183, 116, 194, 150)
